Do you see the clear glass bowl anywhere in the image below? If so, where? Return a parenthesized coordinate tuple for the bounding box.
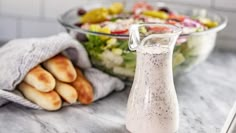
(58, 1, 227, 80)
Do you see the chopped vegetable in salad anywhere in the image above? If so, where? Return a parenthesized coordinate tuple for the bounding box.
(74, 2, 219, 79)
(76, 2, 218, 35)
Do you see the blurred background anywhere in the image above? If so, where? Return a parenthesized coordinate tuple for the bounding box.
(0, 0, 235, 50)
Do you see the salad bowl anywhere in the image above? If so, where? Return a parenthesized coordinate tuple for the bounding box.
(59, 1, 227, 80)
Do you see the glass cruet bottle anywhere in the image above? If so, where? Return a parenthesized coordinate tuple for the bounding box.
(126, 23, 182, 133)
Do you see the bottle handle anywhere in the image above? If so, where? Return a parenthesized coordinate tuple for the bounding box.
(128, 24, 140, 51)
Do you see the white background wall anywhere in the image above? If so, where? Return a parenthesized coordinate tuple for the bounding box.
(0, 0, 235, 49)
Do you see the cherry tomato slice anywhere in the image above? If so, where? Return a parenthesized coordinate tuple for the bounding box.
(166, 20, 178, 25)
(111, 29, 128, 34)
(133, 2, 153, 14)
(149, 26, 170, 33)
(169, 14, 185, 22)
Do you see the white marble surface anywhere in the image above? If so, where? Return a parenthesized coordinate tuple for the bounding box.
(0, 49, 236, 133)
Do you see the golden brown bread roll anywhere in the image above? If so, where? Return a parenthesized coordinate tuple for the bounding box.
(71, 68, 94, 105)
(23, 65, 56, 92)
(75, 67, 84, 78)
(18, 82, 62, 111)
(55, 80, 78, 104)
(43, 54, 77, 83)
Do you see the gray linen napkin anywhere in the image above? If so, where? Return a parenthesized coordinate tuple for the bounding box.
(0, 33, 125, 109)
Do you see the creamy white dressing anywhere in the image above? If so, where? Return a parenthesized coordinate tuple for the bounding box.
(126, 44, 179, 133)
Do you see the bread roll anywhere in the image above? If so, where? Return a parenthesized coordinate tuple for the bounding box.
(24, 65, 55, 92)
(55, 80, 78, 104)
(75, 67, 84, 78)
(71, 68, 94, 104)
(18, 82, 62, 111)
(43, 54, 77, 83)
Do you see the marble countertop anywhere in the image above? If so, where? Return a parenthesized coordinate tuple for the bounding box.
(0, 49, 236, 133)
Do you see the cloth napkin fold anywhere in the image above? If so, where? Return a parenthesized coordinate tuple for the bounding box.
(0, 33, 125, 109)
